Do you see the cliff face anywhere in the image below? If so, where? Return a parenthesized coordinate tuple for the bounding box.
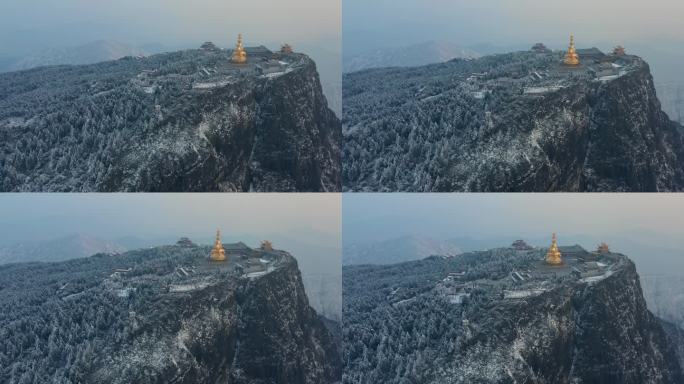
(90, 255, 341, 384)
(514, 260, 682, 383)
(342, 51, 684, 191)
(0, 245, 341, 384)
(343, 248, 683, 383)
(529, 65, 684, 191)
(0, 49, 341, 192)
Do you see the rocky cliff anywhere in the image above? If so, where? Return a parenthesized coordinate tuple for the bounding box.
(343, 247, 683, 383)
(0, 47, 341, 191)
(342, 51, 684, 191)
(0, 243, 341, 383)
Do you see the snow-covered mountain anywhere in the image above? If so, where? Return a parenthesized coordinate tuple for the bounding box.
(0, 47, 341, 192)
(343, 41, 480, 73)
(0, 40, 166, 73)
(0, 243, 341, 383)
(344, 246, 684, 383)
(343, 235, 462, 265)
(343, 50, 684, 192)
(0, 233, 127, 265)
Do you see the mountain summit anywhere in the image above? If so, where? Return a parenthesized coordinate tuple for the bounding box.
(343, 244, 684, 383)
(0, 242, 341, 383)
(343, 49, 684, 191)
(0, 44, 341, 191)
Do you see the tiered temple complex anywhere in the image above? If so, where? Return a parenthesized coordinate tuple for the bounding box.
(210, 230, 227, 261)
(231, 34, 248, 64)
(545, 233, 563, 265)
(563, 35, 580, 66)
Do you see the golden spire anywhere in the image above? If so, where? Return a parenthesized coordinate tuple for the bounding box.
(231, 34, 247, 64)
(563, 34, 580, 66)
(545, 233, 563, 265)
(210, 229, 227, 261)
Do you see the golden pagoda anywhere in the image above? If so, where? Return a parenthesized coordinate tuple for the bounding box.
(260, 240, 273, 251)
(563, 35, 580, 66)
(545, 233, 563, 265)
(231, 34, 247, 64)
(210, 229, 227, 261)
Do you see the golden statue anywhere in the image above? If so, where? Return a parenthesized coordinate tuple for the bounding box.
(210, 229, 227, 261)
(545, 233, 563, 265)
(281, 43, 293, 54)
(563, 35, 580, 66)
(613, 45, 626, 56)
(260, 240, 273, 251)
(597, 243, 610, 254)
(231, 34, 247, 64)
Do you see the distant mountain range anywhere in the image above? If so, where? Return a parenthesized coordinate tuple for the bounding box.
(0, 40, 171, 73)
(343, 235, 462, 265)
(343, 41, 480, 73)
(0, 234, 126, 265)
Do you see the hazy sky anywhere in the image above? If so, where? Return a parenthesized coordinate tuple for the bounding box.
(343, 194, 684, 274)
(0, 0, 340, 54)
(344, 0, 684, 55)
(343, 193, 684, 247)
(0, 193, 340, 247)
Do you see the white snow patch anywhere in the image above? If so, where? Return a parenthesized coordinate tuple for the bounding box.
(581, 270, 614, 284)
(448, 293, 469, 304)
(170, 282, 211, 292)
(198, 120, 210, 141)
(117, 288, 135, 298)
(504, 289, 547, 299)
(245, 266, 276, 279)
(263, 71, 286, 79)
(524, 85, 564, 94)
(598, 75, 620, 82)
(193, 80, 232, 89)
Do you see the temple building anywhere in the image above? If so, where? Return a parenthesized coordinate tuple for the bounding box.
(511, 239, 533, 251)
(176, 237, 195, 247)
(613, 45, 626, 56)
(563, 35, 580, 66)
(576, 48, 605, 63)
(260, 240, 273, 251)
(545, 233, 563, 265)
(531, 43, 551, 54)
(281, 43, 293, 54)
(200, 41, 218, 51)
(210, 230, 227, 261)
(231, 34, 248, 64)
(597, 243, 610, 254)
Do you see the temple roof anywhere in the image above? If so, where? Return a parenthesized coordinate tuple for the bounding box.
(244, 46, 273, 55)
(576, 48, 605, 59)
(558, 245, 588, 255)
(223, 241, 251, 251)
